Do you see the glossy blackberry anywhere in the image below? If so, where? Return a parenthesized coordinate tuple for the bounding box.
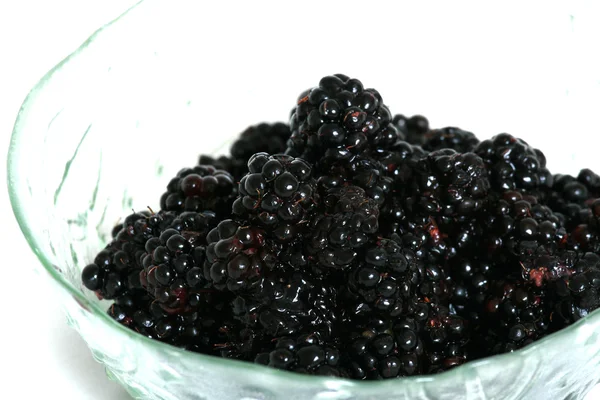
(230, 268, 340, 337)
(139, 211, 219, 313)
(316, 155, 393, 206)
(546, 173, 595, 231)
(416, 306, 470, 373)
(82, 210, 177, 300)
(392, 114, 430, 146)
(305, 186, 379, 272)
(578, 168, 600, 198)
(228, 123, 291, 179)
(343, 327, 414, 379)
(159, 164, 236, 218)
(254, 332, 346, 377)
(108, 290, 234, 352)
(469, 279, 549, 357)
(546, 252, 600, 329)
(232, 153, 318, 243)
(287, 75, 399, 165)
(421, 127, 480, 153)
(413, 149, 490, 218)
(474, 133, 552, 194)
(484, 191, 566, 260)
(204, 219, 286, 294)
(345, 238, 422, 318)
(198, 155, 234, 176)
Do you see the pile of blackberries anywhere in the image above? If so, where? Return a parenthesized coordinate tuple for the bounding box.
(82, 75, 600, 379)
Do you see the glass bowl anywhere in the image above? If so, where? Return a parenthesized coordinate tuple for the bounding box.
(7, 1, 600, 399)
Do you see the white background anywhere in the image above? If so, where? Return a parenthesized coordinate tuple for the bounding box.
(0, 1, 600, 399)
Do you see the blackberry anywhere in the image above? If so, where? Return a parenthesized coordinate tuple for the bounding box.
(287, 74, 399, 165)
(82, 210, 177, 300)
(546, 173, 594, 231)
(254, 332, 346, 377)
(108, 290, 234, 353)
(198, 155, 234, 176)
(474, 133, 552, 195)
(139, 211, 219, 313)
(392, 114, 430, 146)
(343, 326, 415, 379)
(228, 123, 291, 180)
(345, 238, 422, 318)
(412, 149, 490, 218)
(159, 164, 236, 218)
(484, 191, 566, 260)
(305, 186, 379, 272)
(421, 127, 480, 153)
(231, 269, 340, 337)
(204, 219, 275, 293)
(317, 155, 393, 206)
(232, 153, 318, 243)
(547, 251, 600, 329)
(578, 168, 600, 198)
(470, 279, 549, 357)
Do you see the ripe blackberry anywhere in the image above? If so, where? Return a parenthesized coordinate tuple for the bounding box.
(198, 155, 234, 176)
(415, 306, 470, 373)
(287, 75, 399, 165)
(578, 168, 600, 198)
(421, 127, 480, 153)
(343, 326, 416, 379)
(204, 219, 277, 293)
(139, 211, 219, 313)
(159, 164, 236, 218)
(413, 149, 490, 218)
(254, 332, 346, 377)
(546, 173, 594, 231)
(232, 153, 318, 243)
(469, 279, 549, 357)
(231, 269, 340, 337)
(392, 114, 430, 146)
(82, 210, 177, 300)
(547, 251, 600, 329)
(317, 155, 393, 206)
(305, 186, 379, 272)
(229, 123, 291, 179)
(483, 191, 566, 260)
(345, 238, 422, 318)
(108, 290, 234, 353)
(474, 133, 553, 194)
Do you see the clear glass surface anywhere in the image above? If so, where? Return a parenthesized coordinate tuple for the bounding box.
(7, 1, 600, 399)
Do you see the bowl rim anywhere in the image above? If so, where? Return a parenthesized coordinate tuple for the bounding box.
(6, 0, 600, 392)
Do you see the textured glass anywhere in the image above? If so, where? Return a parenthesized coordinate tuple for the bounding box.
(7, 1, 600, 399)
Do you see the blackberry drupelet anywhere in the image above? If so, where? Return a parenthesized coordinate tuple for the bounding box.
(254, 332, 346, 377)
(306, 186, 379, 272)
(474, 133, 552, 195)
(159, 164, 236, 218)
(287, 75, 399, 165)
(232, 153, 318, 243)
(421, 127, 480, 153)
